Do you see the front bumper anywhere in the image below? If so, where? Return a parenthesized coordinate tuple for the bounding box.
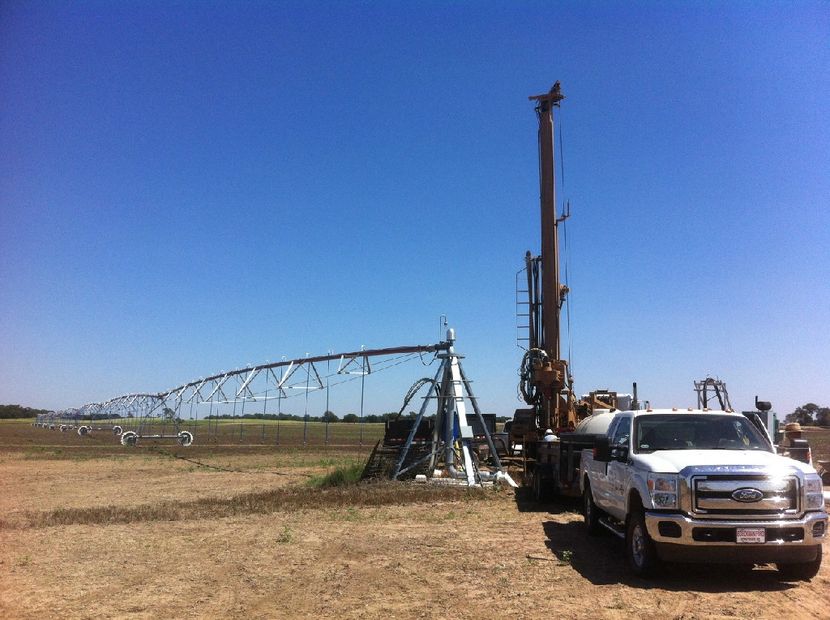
(644, 510, 827, 564)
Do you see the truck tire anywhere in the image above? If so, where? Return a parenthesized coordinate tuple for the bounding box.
(777, 545, 822, 581)
(532, 471, 549, 502)
(583, 480, 603, 536)
(626, 509, 659, 577)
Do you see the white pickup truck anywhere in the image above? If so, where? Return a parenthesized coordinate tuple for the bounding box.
(580, 408, 827, 579)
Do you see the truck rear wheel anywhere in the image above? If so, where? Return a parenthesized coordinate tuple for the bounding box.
(626, 509, 658, 577)
(777, 545, 822, 581)
(583, 480, 602, 536)
(531, 470, 550, 502)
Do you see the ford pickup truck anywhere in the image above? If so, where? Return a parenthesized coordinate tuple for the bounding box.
(580, 409, 827, 579)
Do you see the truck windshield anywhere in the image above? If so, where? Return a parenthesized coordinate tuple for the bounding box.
(635, 415, 772, 453)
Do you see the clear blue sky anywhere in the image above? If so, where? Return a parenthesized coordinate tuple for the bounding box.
(1, 1, 828, 416)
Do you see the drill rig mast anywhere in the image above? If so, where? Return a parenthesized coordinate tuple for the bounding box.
(519, 82, 577, 432)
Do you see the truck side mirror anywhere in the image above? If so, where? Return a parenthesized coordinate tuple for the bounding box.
(593, 436, 611, 462)
(611, 445, 629, 462)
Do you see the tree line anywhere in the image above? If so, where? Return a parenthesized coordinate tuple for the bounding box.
(206, 411, 422, 423)
(0, 404, 51, 419)
(19, 400, 826, 425)
(204, 411, 512, 423)
(784, 403, 830, 427)
(0, 403, 513, 424)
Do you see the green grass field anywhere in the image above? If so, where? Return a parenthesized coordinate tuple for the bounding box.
(15, 417, 387, 448)
(15, 417, 830, 466)
(151, 418, 386, 445)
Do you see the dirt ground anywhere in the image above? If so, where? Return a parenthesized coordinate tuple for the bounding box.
(1, 423, 829, 619)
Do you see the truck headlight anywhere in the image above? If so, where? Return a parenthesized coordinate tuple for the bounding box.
(647, 473, 678, 509)
(804, 475, 824, 511)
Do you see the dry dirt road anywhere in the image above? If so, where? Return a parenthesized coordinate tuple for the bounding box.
(1, 438, 828, 619)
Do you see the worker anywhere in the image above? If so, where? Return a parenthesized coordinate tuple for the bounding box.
(779, 422, 811, 465)
(543, 428, 558, 442)
(779, 422, 803, 448)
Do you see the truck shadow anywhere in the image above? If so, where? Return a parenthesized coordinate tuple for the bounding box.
(513, 488, 583, 514)
(541, 520, 796, 592)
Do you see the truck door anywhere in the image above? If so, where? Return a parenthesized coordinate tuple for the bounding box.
(590, 418, 618, 508)
(606, 415, 632, 520)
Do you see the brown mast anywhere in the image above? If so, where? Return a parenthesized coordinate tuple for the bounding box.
(528, 82, 570, 429)
(529, 82, 564, 362)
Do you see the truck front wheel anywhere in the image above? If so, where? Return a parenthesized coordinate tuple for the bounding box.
(626, 509, 659, 577)
(776, 545, 822, 581)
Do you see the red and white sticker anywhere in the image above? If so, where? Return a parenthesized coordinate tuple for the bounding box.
(736, 527, 765, 544)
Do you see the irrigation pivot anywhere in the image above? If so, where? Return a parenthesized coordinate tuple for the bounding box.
(44, 341, 455, 448)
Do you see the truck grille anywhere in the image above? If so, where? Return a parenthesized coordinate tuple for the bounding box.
(691, 474, 799, 517)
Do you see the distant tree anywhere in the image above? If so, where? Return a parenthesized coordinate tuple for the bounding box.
(785, 403, 830, 426)
(0, 404, 50, 419)
(322, 410, 338, 423)
(342, 413, 359, 423)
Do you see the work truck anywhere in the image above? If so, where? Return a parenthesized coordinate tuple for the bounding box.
(580, 408, 827, 579)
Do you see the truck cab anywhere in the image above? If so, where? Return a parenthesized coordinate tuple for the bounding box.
(581, 409, 827, 579)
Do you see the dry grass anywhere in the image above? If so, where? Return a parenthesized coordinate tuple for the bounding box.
(2, 421, 829, 620)
(18, 482, 497, 529)
(805, 427, 830, 463)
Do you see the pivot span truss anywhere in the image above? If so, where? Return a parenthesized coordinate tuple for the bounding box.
(38, 342, 451, 447)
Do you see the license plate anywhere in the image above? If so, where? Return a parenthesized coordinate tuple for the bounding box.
(736, 527, 765, 544)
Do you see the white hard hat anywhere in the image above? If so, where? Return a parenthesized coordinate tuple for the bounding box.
(544, 428, 554, 435)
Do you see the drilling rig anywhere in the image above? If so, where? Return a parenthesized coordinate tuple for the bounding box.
(518, 81, 576, 433)
(511, 82, 611, 499)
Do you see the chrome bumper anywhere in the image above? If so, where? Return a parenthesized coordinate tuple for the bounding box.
(645, 510, 828, 546)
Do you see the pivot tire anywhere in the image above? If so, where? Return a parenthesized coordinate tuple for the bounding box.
(177, 431, 194, 447)
(77, 426, 90, 436)
(777, 545, 822, 581)
(120, 431, 138, 447)
(626, 509, 659, 577)
(112, 425, 123, 436)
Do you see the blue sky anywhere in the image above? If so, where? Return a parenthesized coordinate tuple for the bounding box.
(1, 1, 828, 416)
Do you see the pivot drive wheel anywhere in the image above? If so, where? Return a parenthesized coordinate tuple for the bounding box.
(112, 425, 123, 436)
(77, 426, 90, 436)
(583, 481, 603, 536)
(120, 431, 138, 447)
(777, 545, 822, 581)
(626, 510, 658, 577)
(177, 431, 194, 447)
